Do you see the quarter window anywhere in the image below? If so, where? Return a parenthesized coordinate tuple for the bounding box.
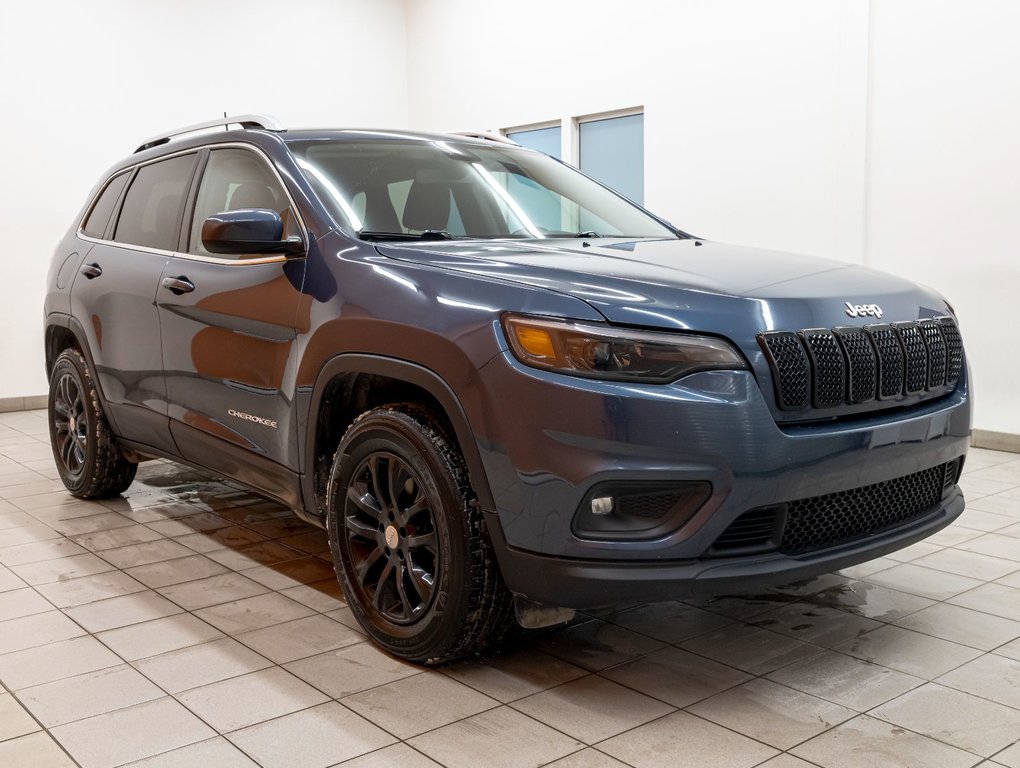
(82, 172, 130, 239)
(113, 155, 196, 251)
(188, 148, 298, 258)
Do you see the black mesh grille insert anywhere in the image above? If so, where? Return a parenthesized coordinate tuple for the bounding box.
(759, 317, 962, 412)
(759, 333, 810, 410)
(834, 327, 877, 403)
(919, 319, 947, 389)
(866, 325, 905, 399)
(779, 461, 953, 554)
(940, 318, 963, 385)
(711, 506, 779, 552)
(801, 330, 845, 408)
(895, 322, 928, 394)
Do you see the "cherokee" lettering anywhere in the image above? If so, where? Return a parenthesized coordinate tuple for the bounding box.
(228, 409, 278, 428)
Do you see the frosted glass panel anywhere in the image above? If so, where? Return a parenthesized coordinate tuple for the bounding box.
(579, 113, 644, 204)
(507, 126, 562, 159)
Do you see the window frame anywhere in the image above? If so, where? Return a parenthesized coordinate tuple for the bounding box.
(77, 142, 308, 266)
(180, 145, 308, 263)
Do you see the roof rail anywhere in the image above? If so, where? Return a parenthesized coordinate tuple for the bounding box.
(134, 113, 285, 154)
(451, 130, 520, 146)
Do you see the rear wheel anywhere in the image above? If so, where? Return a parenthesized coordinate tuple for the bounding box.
(326, 405, 511, 663)
(48, 348, 137, 498)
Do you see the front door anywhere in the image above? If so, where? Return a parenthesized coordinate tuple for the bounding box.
(157, 146, 307, 483)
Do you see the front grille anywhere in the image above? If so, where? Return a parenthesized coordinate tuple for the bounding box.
(712, 460, 958, 556)
(759, 317, 962, 412)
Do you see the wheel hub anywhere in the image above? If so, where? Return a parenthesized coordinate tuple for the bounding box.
(384, 524, 399, 549)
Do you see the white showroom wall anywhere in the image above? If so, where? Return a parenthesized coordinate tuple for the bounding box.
(2, 0, 1016, 437)
(0, 0, 409, 401)
(403, 0, 1018, 436)
(866, 0, 1020, 436)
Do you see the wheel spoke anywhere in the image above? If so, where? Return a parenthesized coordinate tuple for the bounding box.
(368, 455, 389, 513)
(59, 375, 70, 407)
(401, 493, 429, 523)
(346, 486, 382, 519)
(406, 530, 436, 551)
(344, 513, 378, 540)
(406, 561, 434, 605)
(60, 431, 75, 466)
(53, 398, 72, 418)
(395, 566, 415, 618)
(355, 545, 385, 584)
(387, 463, 405, 515)
(372, 561, 395, 611)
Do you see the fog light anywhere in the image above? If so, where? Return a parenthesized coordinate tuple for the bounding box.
(573, 481, 712, 541)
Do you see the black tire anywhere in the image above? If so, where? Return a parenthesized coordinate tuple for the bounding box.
(48, 348, 137, 499)
(326, 404, 511, 664)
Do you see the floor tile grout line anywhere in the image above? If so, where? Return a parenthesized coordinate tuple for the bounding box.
(4, 436, 1020, 766)
(0, 669, 87, 768)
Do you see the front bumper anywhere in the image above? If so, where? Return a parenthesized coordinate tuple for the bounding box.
(470, 352, 971, 601)
(486, 488, 964, 609)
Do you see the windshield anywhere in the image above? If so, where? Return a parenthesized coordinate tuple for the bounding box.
(287, 137, 677, 241)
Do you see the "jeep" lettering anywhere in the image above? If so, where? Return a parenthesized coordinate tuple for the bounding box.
(844, 302, 883, 319)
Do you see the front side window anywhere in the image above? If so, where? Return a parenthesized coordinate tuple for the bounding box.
(288, 137, 674, 241)
(113, 154, 197, 250)
(82, 172, 130, 239)
(188, 148, 298, 258)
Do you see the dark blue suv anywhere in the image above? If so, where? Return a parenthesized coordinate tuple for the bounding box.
(45, 115, 970, 662)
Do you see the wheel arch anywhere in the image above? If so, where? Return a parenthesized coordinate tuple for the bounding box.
(44, 314, 116, 427)
(303, 354, 494, 519)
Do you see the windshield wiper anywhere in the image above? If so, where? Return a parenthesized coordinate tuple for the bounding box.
(541, 230, 604, 238)
(357, 230, 456, 242)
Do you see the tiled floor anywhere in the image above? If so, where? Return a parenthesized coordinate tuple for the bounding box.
(1, 408, 1019, 768)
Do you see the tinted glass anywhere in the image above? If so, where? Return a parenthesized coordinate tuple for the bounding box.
(506, 126, 562, 159)
(189, 148, 298, 257)
(289, 138, 673, 240)
(82, 172, 129, 239)
(114, 154, 196, 250)
(579, 113, 644, 204)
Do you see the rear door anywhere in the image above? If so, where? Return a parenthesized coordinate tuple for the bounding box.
(70, 152, 198, 454)
(156, 146, 307, 476)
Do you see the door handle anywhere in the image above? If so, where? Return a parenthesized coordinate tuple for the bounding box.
(79, 263, 102, 279)
(161, 276, 195, 295)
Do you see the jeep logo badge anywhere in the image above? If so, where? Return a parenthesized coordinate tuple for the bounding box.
(844, 302, 883, 319)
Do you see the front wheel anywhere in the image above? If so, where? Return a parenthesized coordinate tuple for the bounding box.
(48, 348, 137, 498)
(326, 405, 511, 663)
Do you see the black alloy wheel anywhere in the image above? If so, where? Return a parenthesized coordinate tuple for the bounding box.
(343, 451, 439, 624)
(52, 372, 88, 477)
(327, 404, 511, 663)
(47, 348, 137, 498)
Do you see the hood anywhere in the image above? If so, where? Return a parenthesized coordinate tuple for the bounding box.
(375, 238, 951, 337)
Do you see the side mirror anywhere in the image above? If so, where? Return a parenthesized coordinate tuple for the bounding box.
(201, 209, 303, 255)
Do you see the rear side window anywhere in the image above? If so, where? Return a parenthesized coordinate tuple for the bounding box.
(114, 154, 197, 251)
(81, 172, 129, 239)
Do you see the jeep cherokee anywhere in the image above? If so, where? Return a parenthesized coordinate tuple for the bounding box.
(44, 114, 970, 662)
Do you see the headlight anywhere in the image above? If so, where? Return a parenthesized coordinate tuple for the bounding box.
(502, 314, 747, 383)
